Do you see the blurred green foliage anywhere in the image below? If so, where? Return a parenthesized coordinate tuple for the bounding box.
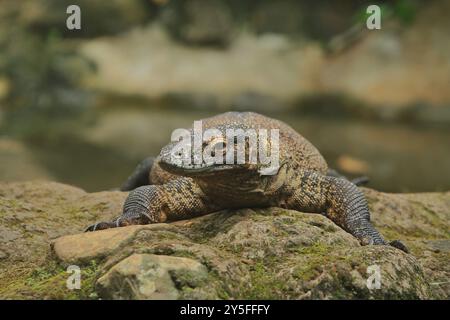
(0, 25, 95, 137)
(393, 0, 418, 25)
(354, 0, 417, 25)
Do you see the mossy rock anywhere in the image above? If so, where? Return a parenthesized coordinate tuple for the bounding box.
(0, 181, 448, 299)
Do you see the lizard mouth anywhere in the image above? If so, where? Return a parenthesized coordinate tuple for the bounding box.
(159, 161, 248, 177)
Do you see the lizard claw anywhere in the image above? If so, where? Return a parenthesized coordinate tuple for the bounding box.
(389, 240, 409, 253)
(85, 214, 148, 232)
(85, 221, 115, 232)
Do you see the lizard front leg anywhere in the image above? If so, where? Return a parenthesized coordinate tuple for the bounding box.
(86, 177, 218, 231)
(279, 169, 408, 252)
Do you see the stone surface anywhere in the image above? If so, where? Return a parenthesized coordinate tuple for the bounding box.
(0, 181, 448, 299)
(52, 226, 143, 265)
(96, 253, 212, 300)
(52, 223, 180, 264)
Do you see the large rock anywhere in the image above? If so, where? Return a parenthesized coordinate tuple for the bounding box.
(0, 181, 448, 299)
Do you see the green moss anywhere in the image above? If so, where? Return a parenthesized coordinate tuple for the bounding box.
(215, 284, 231, 299)
(170, 269, 208, 289)
(293, 264, 322, 282)
(292, 244, 332, 282)
(295, 242, 331, 255)
(136, 243, 200, 261)
(239, 262, 286, 299)
(172, 250, 199, 260)
(292, 242, 361, 286)
(0, 260, 100, 299)
(229, 244, 245, 254)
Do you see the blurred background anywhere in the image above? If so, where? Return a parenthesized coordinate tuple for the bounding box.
(0, 0, 449, 193)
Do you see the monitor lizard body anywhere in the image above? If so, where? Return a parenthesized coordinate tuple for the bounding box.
(86, 112, 407, 252)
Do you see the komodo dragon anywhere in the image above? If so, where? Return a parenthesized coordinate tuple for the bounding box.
(86, 112, 408, 252)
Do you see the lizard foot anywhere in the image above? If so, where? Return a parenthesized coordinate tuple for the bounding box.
(85, 211, 151, 232)
(389, 240, 409, 253)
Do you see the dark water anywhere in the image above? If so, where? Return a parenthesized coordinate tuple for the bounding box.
(17, 108, 450, 193)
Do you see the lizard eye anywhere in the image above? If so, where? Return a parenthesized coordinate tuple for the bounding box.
(206, 138, 227, 157)
(212, 140, 226, 150)
(171, 150, 183, 159)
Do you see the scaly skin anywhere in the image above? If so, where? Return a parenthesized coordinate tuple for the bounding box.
(86, 112, 408, 252)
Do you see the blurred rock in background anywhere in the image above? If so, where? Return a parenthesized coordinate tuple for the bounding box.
(9, 0, 156, 38)
(160, 0, 234, 47)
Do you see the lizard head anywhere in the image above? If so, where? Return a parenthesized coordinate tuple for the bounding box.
(159, 124, 280, 177)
